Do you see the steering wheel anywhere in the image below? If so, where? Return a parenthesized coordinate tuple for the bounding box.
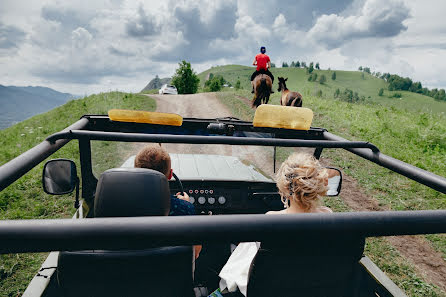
(171, 172, 185, 195)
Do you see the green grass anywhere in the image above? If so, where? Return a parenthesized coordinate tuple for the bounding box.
(211, 64, 445, 297)
(0, 92, 156, 296)
(201, 65, 446, 115)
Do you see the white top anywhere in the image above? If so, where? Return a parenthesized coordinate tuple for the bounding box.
(219, 242, 260, 296)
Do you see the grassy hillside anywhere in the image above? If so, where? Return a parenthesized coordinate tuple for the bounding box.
(204, 65, 445, 297)
(199, 65, 446, 114)
(0, 92, 156, 296)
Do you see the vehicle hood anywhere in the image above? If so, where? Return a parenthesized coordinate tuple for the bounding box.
(121, 153, 273, 183)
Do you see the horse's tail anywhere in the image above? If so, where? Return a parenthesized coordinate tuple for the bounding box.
(252, 78, 266, 108)
(252, 93, 261, 108)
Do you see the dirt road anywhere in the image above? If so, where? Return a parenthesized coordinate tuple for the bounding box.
(149, 93, 276, 178)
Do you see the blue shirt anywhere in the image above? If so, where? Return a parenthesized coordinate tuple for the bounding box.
(169, 195, 195, 216)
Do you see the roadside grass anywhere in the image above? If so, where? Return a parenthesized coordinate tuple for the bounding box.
(0, 92, 156, 296)
(140, 89, 159, 94)
(325, 197, 445, 297)
(215, 89, 446, 297)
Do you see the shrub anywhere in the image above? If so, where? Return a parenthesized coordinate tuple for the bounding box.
(334, 88, 340, 98)
(378, 88, 384, 96)
(332, 72, 336, 80)
(235, 80, 241, 90)
(204, 75, 226, 92)
(319, 74, 326, 84)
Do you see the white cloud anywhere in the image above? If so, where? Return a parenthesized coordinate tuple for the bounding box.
(308, 0, 410, 48)
(1, 0, 446, 94)
(71, 27, 92, 49)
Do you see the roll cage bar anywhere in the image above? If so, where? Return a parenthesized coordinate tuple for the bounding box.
(1, 210, 446, 254)
(0, 114, 445, 254)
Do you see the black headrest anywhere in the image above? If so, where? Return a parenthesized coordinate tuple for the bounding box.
(94, 168, 170, 217)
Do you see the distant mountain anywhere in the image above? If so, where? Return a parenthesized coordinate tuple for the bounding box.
(0, 85, 75, 129)
(141, 75, 171, 92)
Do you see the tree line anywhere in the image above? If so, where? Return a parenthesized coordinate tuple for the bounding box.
(359, 66, 446, 102)
(279, 61, 320, 70)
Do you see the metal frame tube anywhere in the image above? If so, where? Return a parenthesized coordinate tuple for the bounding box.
(0, 118, 90, 191)
(1, 210, 445, 254)
(47, 130, 380, 151)
(323, 131, 446, 193)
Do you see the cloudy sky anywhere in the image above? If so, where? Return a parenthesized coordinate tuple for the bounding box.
(1, 0, 446, 95)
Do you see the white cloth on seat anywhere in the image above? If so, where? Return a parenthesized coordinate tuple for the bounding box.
(218, 242, 260, 297)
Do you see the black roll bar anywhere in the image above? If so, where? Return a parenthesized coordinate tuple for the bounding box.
(0, 118, 90, 191)
(46, 130, 380, 151)
(323, 132, 446, 194)
(1, 210, 445, 254)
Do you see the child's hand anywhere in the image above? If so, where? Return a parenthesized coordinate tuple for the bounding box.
(176, 192, 190, 202)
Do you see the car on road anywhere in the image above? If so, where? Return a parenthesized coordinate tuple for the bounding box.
(158, 84, 178, 95)
(0, 105, 445, 297)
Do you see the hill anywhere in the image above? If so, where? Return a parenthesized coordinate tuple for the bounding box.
(0, 92, 156, 295)
(0, 85, 75, 130)
(197, 65, 446, 115)
(141, 75, 171, 92)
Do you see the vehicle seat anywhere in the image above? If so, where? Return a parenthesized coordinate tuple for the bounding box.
(247, 235, 365, 297)
(57, 168, 194, 297)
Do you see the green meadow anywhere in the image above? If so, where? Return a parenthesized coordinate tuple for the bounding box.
(0, 92, 156, 296)
(199, 65, 446, 115)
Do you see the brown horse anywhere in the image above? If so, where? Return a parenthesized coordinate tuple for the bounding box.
(252, 74, 272, 108)
(277, 77, 302, 107)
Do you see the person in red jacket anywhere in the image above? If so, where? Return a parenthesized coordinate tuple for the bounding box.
(251, 46, 274, 93)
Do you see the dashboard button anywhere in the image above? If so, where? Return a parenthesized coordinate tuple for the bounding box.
(189, 196, 195, 204)
(218, 196, 226, 205)
(208, 197, 215, 204)
(198, 196, 206, 204)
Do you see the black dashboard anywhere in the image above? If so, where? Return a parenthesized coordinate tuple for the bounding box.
(169, 180, 283, 215)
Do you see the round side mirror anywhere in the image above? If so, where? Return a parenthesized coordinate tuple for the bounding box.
(42, 159, 78, 195)
(325, 167, 342, 196)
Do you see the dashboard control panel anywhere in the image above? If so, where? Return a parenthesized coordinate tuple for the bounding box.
(169, 180, 282, 214)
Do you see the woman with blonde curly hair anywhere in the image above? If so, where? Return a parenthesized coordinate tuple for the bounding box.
(271, 152, 332, 214)
(213, 153, 332, 297)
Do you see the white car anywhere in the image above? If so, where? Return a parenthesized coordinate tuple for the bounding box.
(158, 84, 178, 95)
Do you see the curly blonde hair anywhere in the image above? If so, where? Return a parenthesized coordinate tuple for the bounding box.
(276, 153, 328, 212)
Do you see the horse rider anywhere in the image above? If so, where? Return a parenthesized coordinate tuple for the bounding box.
(251, 46, 274, 93)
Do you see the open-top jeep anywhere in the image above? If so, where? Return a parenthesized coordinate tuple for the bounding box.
(0, 105, 445, 297)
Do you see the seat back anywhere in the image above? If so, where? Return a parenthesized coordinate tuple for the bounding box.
(57, 168, 194, 297)
(247, 235, 365, 297)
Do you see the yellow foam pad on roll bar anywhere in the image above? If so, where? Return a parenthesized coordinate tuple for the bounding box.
(253, 105, 313, 130)
(108, 109, 183, 126)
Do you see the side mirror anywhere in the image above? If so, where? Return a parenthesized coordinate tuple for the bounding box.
(325, 167, 342, 196)
(43, 159, 78, 195)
